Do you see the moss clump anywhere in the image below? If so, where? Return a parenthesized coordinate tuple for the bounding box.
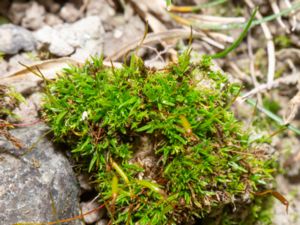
(0, 84, 24, 118)
(42, 51, 275, 224)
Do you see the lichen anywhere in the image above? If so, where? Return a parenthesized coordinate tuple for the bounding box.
(42, 51, 275, 224)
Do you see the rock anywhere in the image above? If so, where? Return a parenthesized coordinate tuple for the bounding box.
(44, 13, 63, 26)
(0, 60, 8, 77)
(37, 0, 60, 13)
(8, 1, 29, 24)
(86, 0, 115, 21)
(59, 3, 82, 23)
(77, 174, 93, 191)
(34, 16, 104, 57)
(7, 53, 37, 74)
(81, 201, 105, 224)
(59, 16, 105, 50)
(103, 15, 144, 57)
(34, 26, 75, 56)
(11, 92, 43, 123)
(0, 24, 36, 54)
(0, 124, 83, 225)
(96, 219, 109, 225)
(21, 1, 46, 30)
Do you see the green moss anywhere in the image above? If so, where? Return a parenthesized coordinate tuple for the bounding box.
(274, 35, 292, 49)
(0, 84, 25, 118)
(42, 52, 275, 224)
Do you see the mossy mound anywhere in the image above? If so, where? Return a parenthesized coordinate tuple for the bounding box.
(42, 51, 275, 224)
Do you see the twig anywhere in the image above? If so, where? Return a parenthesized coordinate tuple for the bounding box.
(244, 0, 275, 89)
(269, 0, 289, 33)
(169, 2, 300, 31)
(247, 33, 262, 105)
(284, 0, 297, 31)
(106, 29, 208, 61)
(239, 73, 300, 100)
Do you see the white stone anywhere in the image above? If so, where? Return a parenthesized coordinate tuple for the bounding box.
(81, 201, 105, 224)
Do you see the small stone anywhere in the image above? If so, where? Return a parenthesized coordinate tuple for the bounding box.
(34, 26, 74, 56)
(86, 0, 115, 21)
(81, 201, 105, 224)
(38, 0, 60, 13)
(44, 13, 63, 26)
(11, 92, 43, 123)
(59, 3, 82, 23)
(21, 1, 46, 30)
(0, 24, 36, 54)
(8, 1, 29, 24)
(0, 60, 8, 77)
(96, 219, 109, 225)
(7, 53, 37, 74)
(77, 174, 93, 191)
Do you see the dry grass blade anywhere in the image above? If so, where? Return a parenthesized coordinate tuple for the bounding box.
(240, 73, 299, 100)
(0, 58, 82, 93)
(283, 90, 300, 125)
(269, 0, 289, 32)
(284, 0, 297, 31)
(106, 29, 206, 61)
(0, 58, 121, 93)
(244, 0, 275, 89)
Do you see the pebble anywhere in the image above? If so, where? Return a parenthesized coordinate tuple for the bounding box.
(81, 201, 105, 224)
(34, 26, 74, 56)
(0, 60, 8, 77)
(21, 1, 46, 30)
(59, 3, 82, 23)
(44, 13, 64, 26)
(8, 1, 29, 24)
(0, 24, 36, 54)
(96, 219, 109, 225)
(34, 16, 104, 57)
(77, 174, 93, 191)
(39, 0, 60, 13)
(86, 0, 115, 21)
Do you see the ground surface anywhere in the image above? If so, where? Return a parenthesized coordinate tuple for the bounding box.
(0, 0, 300, 225)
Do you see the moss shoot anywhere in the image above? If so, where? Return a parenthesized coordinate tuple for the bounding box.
(42, 51, 275, 224)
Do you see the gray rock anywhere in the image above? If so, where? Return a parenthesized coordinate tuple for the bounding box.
(59, 3, 82, 23)
(0, 124, 83, 225)
(34, 16, 104, 57)
(7, 52, 37, 74)
(96, 219, 109, 225)
(0, 60, 8, 77)
(103, 15, 144, 57)
(34, 26, 75, 56)
(21, 1, 46, 30)
(44, 13, 64, 26)
(38, 0, 60, 13)
(0, 24, 36, 54)
(8, 1, 29, 24)
(86, 0, 115, 21)
(81, 201, 105, 224)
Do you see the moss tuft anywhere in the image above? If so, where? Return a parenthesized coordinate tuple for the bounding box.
(42, 51, 275, 224)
